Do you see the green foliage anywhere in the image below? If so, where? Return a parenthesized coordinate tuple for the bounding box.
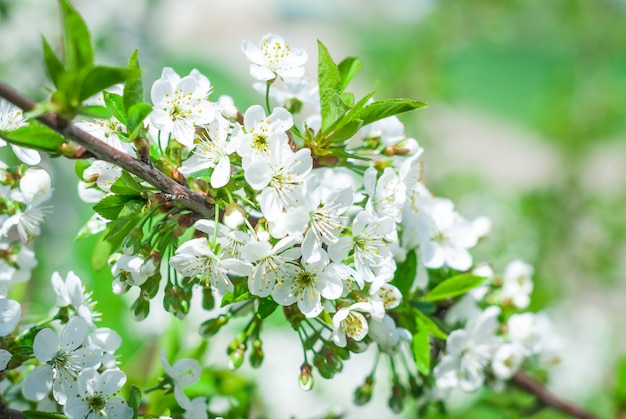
(423, 274, 486, 302)
(256, 296, 279, 319)
(23, 412, 68, 419)
(393, 249, 418, 295)
(412, 317, 431, 375)
(128, 385, 142, 418)
(0, 123, 65, 154)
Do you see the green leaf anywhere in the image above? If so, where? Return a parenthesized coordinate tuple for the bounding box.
(317, 41, 343, 133)
(110, 171, 142, 196)
(104, 92, 128, 125)
(80, 66, 131, 101)
(329, 118, 363, 144)
(412, 317, 431, 375)
(423, 274, 486, 302)
(41, 36, 65, 88)
(319, 309, 333, 325)
(129, 385, 142, 419)
(0, 123, 65, 153)
(92, 230, 113, 271)
(127, 102, 152, 134)
(337, 57, 361, 92)
(74, 159, 91, 179)
(358, 98, 427, 126)
(75, 105, 112, 119)
(392, 249, 417, 296)
(414, 309, 447, 340)
(93, 194, 138, 220)
(59, 0, 93, 71)
(24, 410, 68, 419)
(257, 297, 278, 319)
(124, 50, 145, 112)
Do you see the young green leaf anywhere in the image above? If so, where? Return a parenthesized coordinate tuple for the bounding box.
(104, 92, 128, 125)
(257, 297, 278, 319)
(127, 102, 153, 134)
(59, 0, 93, 71)
(110, 171, 143, 196)
(80, 66, 131, 102)
(414, 309, 447, 340)
(412, 317, 431, 375)
(317, 40, 343, 133)
(23, 411, 68, 419)
(358, 98, 427, 126)
(124, 50, 145, 112)
(75, 105, 112, 119)
(337, 57, 361, 92)
(93, 194, 139, 220)
(423, 274, 486, 302)
(41, 36, 65, 89)
(129, 385, 142, 419)
(0, 124, 65, 153)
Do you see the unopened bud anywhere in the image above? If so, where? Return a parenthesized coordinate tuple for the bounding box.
(388, 380, 407, 414)
(298, 362, 314, 391)
(354, 376, 374, 406)
(228, 345, 246, 370)
(201, 286, 215, 310)
(249, 338, 264, 368)
(221, 105, 241, 123)
(313, 353, 334, 379)
(131, 297, 150, 321)
(199, 313, 231, 337)
(122, 228, 144, 255)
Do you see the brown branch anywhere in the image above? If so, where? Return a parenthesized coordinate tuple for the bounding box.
(0, 80, 214, 219)
(512, 372, 598, 419)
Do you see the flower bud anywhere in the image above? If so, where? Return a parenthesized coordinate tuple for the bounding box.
(249, 338, 264, 368)
(298, 362, 314, 391)
(313, 353, 334, 379)
(131, 297, 150, 321)
(221, 105, 241, 123)
(199, 313, 231, 337)
(388, 380, 407, 414)
(201, 286, 215, 310)
(354, 376, 374, 406)
(228, 345, 246, 370)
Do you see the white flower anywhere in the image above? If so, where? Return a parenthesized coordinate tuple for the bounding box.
(169, 238, 252, 295)
(272, 258, 344, 318)
(368, 314, 411, 355)
(231, 105, 293, 167)
(364, 167, 406, 222)
(491, 342, 524, 381)
(245, 145, 312, 222)
(331, 302, 372, 347)
(0, 188, 53, 244)
(20, 168, 51, 201)
(241, 236, 301, 298)
(161, 350, 202, 409)
(241, 33, 308, 81)
(183, 397, 208, 419)
(507, 312, 542, 355)
(179, 114, 237, 188)
(63, 368, 132, 419)
(87, 327, 122, 369)
(328, 210, 396, 289)
(23, 317, 103, 405)
(111, 254, 156, 288)
(500, 260, 534, 309)
(0, 99, 41, 165)
(52, 271, 98, 326)
(413, 197, 477, 271)
(0, 298, 21, 336)
(81, 160, 123, 197)
(150, 68, 215, 148)
(433, 306, 501, 392)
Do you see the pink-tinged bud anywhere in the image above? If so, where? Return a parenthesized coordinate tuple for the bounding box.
(298, 363, 314, 391)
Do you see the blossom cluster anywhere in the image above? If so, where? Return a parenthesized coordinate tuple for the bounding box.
(0, 19, 565, 415)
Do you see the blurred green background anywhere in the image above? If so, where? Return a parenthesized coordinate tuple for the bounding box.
(1, 0, 625, 417)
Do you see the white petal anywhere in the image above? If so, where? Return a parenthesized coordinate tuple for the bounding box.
(99, 368, 127, 397)
(22, 365, 53, 401)
(0, 349, 11, 370)
(0, 298, 20, 336)
(61, 317, 89, 351)
(33, 328, 58, 362)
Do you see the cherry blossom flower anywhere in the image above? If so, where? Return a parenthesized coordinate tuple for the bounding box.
(161, 350, 202, 409)
(241, 236, 301, 298)
(0, 297, 20, 336)
(150, 67, 215, 148)
(412, 197, 478, 272)
(434, 306, 502, 392)
(179, 114, 237, 188)
(331, 302, 372, 347)
(170, 237, 252, 295)
(231, 105, 293, 168)
(63, 368, 132, 419)
(23, 317, 103, 405)
(272, 258, 344, 318)
(111, 253, 157, 289)
(500, 259, 534, 309)
(241, 33, 307, 81)
(52, 271, 99, 326)
(364, 166, 406, 222)
(0, 243, 36, 295)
